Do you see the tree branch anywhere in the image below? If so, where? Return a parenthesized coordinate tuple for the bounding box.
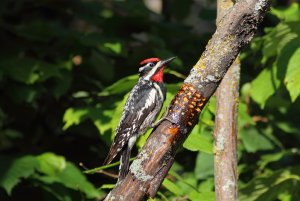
(214, 60, 240, 201)
(104, 0, 271, 200)
(213, 0, 240, 200)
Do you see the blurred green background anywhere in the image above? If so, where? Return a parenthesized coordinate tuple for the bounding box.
(0, 0, 300, 200)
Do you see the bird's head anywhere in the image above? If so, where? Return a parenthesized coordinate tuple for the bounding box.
(138, 57, 176, 82)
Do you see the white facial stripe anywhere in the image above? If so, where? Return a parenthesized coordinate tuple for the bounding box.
(139, 62, 154, 73)
(153, 82, 164, 100)
(144, 61, 162, 80)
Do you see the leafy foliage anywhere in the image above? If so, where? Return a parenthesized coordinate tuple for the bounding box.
(0, 0, 299, 200)
(250, 4, 300, 105)
(0, 156, 38, 194)
(0, 154, 101, 199)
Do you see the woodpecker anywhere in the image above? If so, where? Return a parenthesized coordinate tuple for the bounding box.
(103, 56, 176, 182)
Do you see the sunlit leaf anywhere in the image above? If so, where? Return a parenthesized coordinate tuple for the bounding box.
(183, 129, 213, 154)
(63, 106, 113, 135)
(282, 39, 300, 101)
(63, 108, 90, 130)
(99, 184, 115, 189)
(250, 65, 280, 108)
(99, 75, 138, 96)
(271, 3, 300, 22)
(189, 190, 215, 201)
(238, 102, 255, 128)
(276, 121, 300, 134)
(103, 42, 122, 54)
(35, 162, 102, 199)
(162, 178, 184, 196)
(37, 153, 66, 176)
(262, 22, 298, 61)
(0, 156, 38, 194)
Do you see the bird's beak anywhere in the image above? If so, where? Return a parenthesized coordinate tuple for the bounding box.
(160, 56, 176, 67)
(144, 56, 176, 80)
(153, 56, 176, 75)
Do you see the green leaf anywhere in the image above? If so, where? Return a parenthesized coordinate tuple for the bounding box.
(103, 42, 122, 54)
(1, 58, 61, 84)
(198, 178, 215, 192)
(194, 152, 214, 180)
(99, 74, 138, 96)
(83, 158, 134, 174)
(239, 166, 300, 201)
(37, 153, 66, 176)
(167, 171, 198, 195)
(189, 190, 215, 201)
(99, 184, 115, 189)
(283, 39, 300, 101)
(63, 106, 113, 134)
(183, 128, 213, 154)
(262, 22, 298, 61)
(35, 162, 102, 199)
(250, 65, 280, 108)
(63, 108, 90, 130)
(240, 128, 274, 153)
(199, 103, 215, 127)
(258, 149, 300, 170)
(262, 126, 283, 149)
(271, 3, 300, 22)
(238, 102, 255, 128)
(162, 178, 184, 196)
(0, 155, 38, 194)
(276, 121, 300, 134)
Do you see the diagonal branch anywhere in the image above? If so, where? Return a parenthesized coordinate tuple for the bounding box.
(104, 0, 271, 200)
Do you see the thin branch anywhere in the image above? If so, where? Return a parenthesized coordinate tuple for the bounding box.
(213, 0, 240, 200)
(214, 60, 240, 201)
(104, 0, 271, 200)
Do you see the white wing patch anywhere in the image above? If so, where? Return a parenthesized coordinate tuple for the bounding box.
(145, 89, 156, 108)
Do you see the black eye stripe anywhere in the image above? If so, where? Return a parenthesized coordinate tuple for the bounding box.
(138, 61, 158, 68)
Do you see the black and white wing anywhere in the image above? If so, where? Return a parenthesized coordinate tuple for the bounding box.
(103, 80, 163, 165)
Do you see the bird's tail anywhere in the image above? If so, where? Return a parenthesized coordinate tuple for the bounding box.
(118, 144, 131, 182)
(103, 143, 119, 165)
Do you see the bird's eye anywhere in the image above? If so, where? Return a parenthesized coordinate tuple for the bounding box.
(149, 63, 155, 67)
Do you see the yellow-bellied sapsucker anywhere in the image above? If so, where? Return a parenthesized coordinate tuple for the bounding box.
(103, 57, 176, 182)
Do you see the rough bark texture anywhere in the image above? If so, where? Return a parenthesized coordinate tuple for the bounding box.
(213, 0, 240, 200)
(105, 0, 271, 200)
(214, 60, 240, 201)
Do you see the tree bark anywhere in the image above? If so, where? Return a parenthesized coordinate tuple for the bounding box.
(105, 0, 271, 200)
(214, 60, 240, 201)
(213, 0, 240, 200)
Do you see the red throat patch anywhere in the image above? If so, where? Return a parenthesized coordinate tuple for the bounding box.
(151, 67, 164, 82)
